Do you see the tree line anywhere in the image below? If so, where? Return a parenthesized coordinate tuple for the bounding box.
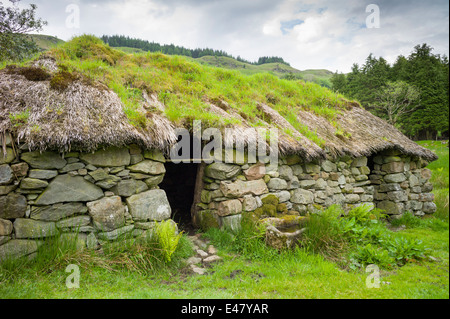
(331, 44, 449, 140)
(100, 35, 290, 66)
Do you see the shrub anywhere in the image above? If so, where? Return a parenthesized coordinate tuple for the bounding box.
(386, 237, 428, 265)
(350, 244, 394, 270)
(156, 220, 183, 262)
(346, 204, 386, 225)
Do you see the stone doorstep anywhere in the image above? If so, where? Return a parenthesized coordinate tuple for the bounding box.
(185, 235, 222, 275)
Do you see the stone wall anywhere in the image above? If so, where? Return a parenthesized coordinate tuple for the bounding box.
(197, 153, 376, 230)
(0, 140, 437, 261)
(196, 150, 436, 230)
(370, 149, 436, 218)
(0, 142, 171, 261)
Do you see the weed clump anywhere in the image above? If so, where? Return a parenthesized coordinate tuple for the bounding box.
(49, 70, 78, 92)
(5, 65, 51, 81)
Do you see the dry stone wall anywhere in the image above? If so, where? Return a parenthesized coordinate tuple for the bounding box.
(196, 150, 436, 230)
(370, 149, 436, 218)
(0, 139, 437, 260)
(0, 142, 171, 261)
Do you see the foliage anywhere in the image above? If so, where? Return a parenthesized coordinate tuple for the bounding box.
(9, 108, 30, 127)
(331, 45, 449, 139)
(386, 237, 428, 265)
(350, 244, 394, 269)
(346, 204, 386, 225)
(156, 220, 184, 262)
(373, 81, 421, 127)
(0, 0, 47, 61)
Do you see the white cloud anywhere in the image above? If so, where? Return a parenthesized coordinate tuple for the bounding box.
(28, 0, 449, 73)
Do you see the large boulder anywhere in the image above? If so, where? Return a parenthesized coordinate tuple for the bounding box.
(126, 189, 171, 222)
(13, 218, 59, 239)
(87, 196, 125, 232)
(30, 203, 87, 221)
(28, 169, 58, 180)
(21, 151, 67, 169)
(204, 163, 241, 180)
(290, 189, 314, 205)
(56, 216, 91, 229)
(217, 199, 242, 216)
(143, 149, 166, 163)
(0, 148, 15, 165)
(219, 179, 268, 198)
(243, 163, 266, 181)
(80, 147, 130, 167)
(35, 174, 104, 205)
(0, 193, 27, 219)
(0, 240, 38, 261)
(0, 164, 13, 185)
(0, 218, 13, 236)
(111, 179, 148, 197)
(20, 178, 48, 190)
(128, 160, 166, 175)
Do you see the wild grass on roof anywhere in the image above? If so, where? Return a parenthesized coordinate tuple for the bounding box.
(48, 35, 352, 133)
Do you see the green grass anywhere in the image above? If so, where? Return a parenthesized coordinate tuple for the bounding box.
(28, 34, 65, 51)
(416, 140, 449, 221)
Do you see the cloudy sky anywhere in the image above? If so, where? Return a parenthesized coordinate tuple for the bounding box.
(15, 0, 450, 72)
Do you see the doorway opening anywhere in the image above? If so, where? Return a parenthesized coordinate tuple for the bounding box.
(159, 162, 199, 234)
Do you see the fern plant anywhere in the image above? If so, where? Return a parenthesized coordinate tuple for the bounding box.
(156, 220, 183, 262)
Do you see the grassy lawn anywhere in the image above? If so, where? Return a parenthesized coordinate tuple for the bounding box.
(0, 141, 448, 299)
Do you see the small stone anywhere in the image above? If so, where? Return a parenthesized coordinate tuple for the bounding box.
(267, 178, 287, 190)
(384, 173, 406, 183)
(0, 164, 13, 185)
(95, 175, 121, 189)
(21, 151, 67, 169)
(187, 256, 202, 265)
(0, 218, 13, 236)
(0, 193, 27, 219)
(203, 255, 222, 263)
(59, 162, 85, 173)
(190, 265, 206, 275)
(197, 249, 208, 258)
(207, 245, 218, 255)
(20, 178, 48, 190)
(10, 163, 29, 177)
(89, 168, 109, 181)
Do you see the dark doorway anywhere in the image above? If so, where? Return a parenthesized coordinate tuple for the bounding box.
(159, 162, 199, 234)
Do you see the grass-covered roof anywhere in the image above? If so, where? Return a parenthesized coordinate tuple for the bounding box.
(0, 35, 437, 161)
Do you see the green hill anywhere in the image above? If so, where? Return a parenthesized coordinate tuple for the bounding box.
(26, 34, 333, 88)
(114, 47, 334, 87)
(28, 34, 65, 51)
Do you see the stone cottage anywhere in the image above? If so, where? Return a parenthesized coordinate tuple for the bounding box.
(0, 57, 438, 260)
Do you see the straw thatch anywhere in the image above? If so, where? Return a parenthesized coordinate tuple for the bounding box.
(0, 57, 437, 162)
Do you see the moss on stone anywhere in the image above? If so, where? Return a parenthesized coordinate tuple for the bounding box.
(261, 194, 279, 206)
(277, 203, 288, 214)
(254, 203, 278, 218)
(50, 70, 78, 92)
(198, 210, 219, 231)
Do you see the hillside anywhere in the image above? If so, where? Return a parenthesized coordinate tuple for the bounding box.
(113, 47, 334, 87)
(28, 34, 65, 51)
(26, 34, 333, 87)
